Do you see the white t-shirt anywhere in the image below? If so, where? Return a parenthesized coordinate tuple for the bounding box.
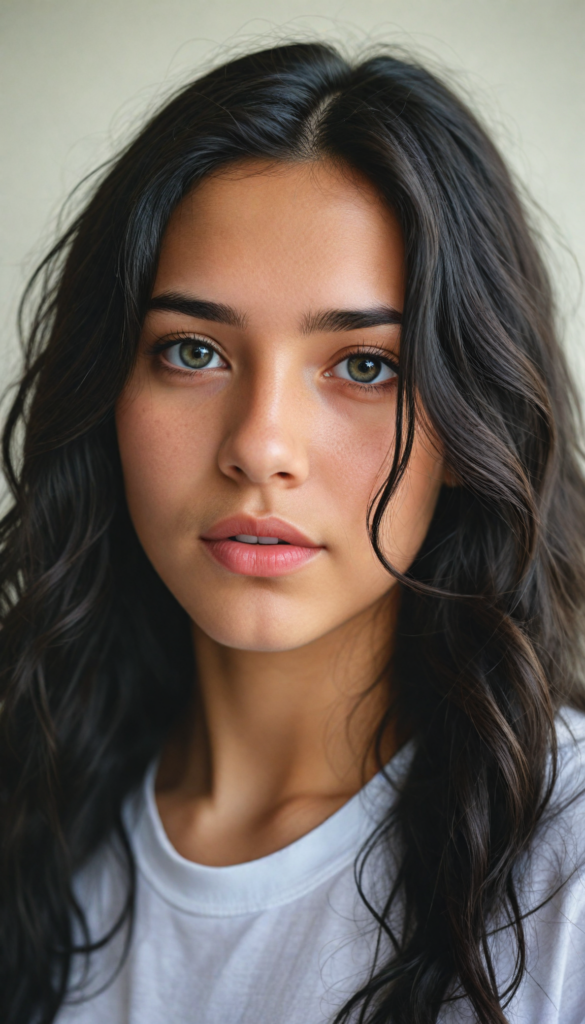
(56, 709, 585, 1024)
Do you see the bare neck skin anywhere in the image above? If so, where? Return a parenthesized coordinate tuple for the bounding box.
(157, 593, 398, 866)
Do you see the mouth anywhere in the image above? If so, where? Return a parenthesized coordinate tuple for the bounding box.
(200, 515, 323, 578)
(230, 534, 289, 546)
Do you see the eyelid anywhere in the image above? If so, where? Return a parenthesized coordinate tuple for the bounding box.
(148, 330, 223, 356)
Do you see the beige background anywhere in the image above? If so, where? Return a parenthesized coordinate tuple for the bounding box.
(1, 0, 584, 388)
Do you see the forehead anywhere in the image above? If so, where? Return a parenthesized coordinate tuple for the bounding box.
(153, 160, 405, 320)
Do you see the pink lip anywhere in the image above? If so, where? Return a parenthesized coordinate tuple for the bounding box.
(201, 515, 323, 578)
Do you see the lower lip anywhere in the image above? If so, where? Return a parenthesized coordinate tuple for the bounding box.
(202, 539, 321, 577)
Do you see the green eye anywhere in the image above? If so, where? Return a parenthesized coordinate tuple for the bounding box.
(178, 342, 213, 368)
(165, 339, 224, 371)
(332, 353, 397, 385)
(347, 355, 382, 382)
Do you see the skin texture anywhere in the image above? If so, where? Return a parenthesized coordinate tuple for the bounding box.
(116, 160, 445, 865)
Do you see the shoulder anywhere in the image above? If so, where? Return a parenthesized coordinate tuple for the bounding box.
(497, 708, 585, 1023)
(510, 706, 585, 954)
(555, 704, 585, 760)
(526, 706, 585, 883)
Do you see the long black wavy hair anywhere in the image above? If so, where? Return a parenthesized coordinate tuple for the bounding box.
(1, 41, 584, 1024)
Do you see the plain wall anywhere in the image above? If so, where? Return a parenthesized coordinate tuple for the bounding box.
(1, 0, 584, 388)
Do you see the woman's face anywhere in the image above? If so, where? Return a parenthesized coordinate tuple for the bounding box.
(116, 160, 444, 652)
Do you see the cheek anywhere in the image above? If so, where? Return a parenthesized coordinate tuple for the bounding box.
(311, 403, 396, 547)
(115, 384, 220, 534)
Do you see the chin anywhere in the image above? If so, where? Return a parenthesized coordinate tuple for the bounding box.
(190, 599, 326, 653)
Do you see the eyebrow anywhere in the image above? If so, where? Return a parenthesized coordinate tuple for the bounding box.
(301, 306, 402, 334)
(147, 292, 247, 329)
(147, 292, 402, 334)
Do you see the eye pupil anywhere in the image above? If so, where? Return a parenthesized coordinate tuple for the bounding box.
(179, 342, 212, 369)
(347, 355, 381, 383)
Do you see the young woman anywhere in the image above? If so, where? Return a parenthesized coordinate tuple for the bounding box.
(1, 41, 585, 1024)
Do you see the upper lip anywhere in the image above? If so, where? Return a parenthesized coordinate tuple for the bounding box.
(201, 515, 320, 547)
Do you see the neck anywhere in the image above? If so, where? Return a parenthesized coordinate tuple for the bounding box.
(156, 588, 399, 865)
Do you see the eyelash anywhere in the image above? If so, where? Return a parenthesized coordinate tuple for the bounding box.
(149, 336, 399, 391)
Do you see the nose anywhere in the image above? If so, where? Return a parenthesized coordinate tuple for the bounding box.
(217, 363, 310, 488)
